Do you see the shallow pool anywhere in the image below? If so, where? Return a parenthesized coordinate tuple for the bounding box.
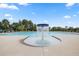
(0, 31, 77, 36)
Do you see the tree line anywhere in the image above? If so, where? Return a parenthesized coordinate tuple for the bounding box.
(0, 19, 79, 33)
(50, 26, 79, 32)
(0, 19, 36, 32)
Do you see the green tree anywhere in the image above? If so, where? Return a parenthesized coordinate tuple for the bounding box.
(32, 24, 36, 31)
(17, 20, 25, 31)
(1, 19, 10, 32)
(22, 19, 28, 31)
(27, 20, 33, 31)
(0, 22, 2, 29)
(74, 27, 79, 32)
(11, 23, 19, 31)
(68, 27, 74, 32)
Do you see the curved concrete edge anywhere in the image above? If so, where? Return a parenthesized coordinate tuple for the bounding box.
(20, 36, 43, 47)
(22, 35, 61, 47)
(51, 36, 62, 42)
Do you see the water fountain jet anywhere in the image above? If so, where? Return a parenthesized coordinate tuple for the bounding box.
(24, 24, 61, 47)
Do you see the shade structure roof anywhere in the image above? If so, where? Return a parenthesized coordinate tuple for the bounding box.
(37, 24, 49, 27)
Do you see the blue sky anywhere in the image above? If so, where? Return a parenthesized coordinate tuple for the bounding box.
(0, 3, 79, 27)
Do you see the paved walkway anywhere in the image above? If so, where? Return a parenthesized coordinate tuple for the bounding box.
(0, 35, 79, 56)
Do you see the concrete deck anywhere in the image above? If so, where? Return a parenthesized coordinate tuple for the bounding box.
(0, 34, 79, 56)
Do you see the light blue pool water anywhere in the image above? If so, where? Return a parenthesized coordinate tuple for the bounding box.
(0, 31, 77, 46)
(0, 31, 77, 36)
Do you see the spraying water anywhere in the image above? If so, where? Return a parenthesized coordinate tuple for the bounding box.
(24, 24, 61, 47)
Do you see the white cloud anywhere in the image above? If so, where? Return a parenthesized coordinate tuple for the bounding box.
(73, 12, 79, 17)
(4, 13, 13, 21)
(50, 24, 65, 28)
(43, 20, 48, 23)
(18, 3, 30, 6)
(67, 21, 72, 24)
(8, 17, 13, 20)
(0, 3, 19, 10)
(64, 15, 71, 19)
(4, 14, 12, 17)
(32, 12, 36, 15)
(73, 15, 77, 17)
(77, 11, 79, 14)
(66, 3, 75, 7)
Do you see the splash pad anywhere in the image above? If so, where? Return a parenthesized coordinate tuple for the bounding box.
(24, 24, 61, 47)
